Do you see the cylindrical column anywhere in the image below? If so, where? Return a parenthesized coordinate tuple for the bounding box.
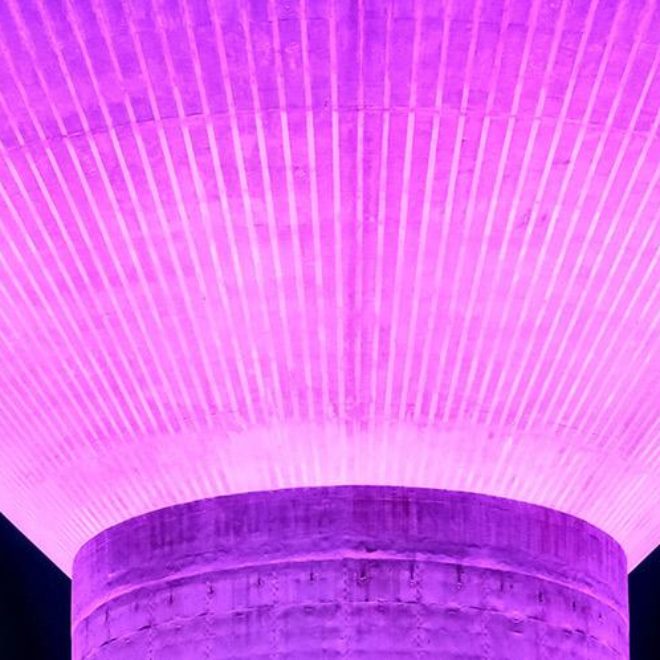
(72, 487, 628, 658)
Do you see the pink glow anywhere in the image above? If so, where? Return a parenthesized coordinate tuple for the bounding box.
(0, 0, 658, 574)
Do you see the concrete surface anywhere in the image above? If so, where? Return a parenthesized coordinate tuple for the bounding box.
(72, 487, 629, 658)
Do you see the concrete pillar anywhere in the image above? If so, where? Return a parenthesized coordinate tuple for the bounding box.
(71, 487, 628, 658)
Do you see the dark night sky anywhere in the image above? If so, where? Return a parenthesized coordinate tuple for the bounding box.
(0, 513, 657, 659)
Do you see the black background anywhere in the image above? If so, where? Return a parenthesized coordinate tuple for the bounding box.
(0, 513, 657, 659)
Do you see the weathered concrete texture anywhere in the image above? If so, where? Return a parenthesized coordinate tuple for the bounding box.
(72, 487, 628, 659)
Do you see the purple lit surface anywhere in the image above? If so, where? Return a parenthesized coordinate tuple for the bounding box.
(72, 488, 629, 658)
(0, 0, 658, 575)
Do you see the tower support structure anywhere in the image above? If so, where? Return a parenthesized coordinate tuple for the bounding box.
(72, 487, 628, 658)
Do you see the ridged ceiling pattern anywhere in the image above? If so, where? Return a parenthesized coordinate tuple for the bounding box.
(0, 0, 658, 573)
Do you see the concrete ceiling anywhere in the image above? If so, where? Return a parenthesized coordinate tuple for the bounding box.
(0, 0, 658, 573)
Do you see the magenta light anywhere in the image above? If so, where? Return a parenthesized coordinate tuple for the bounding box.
(0, 0, 657, 582)
(71, 488, 630, 658)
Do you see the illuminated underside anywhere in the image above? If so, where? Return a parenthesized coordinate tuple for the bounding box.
(0, 0, 657, 576)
